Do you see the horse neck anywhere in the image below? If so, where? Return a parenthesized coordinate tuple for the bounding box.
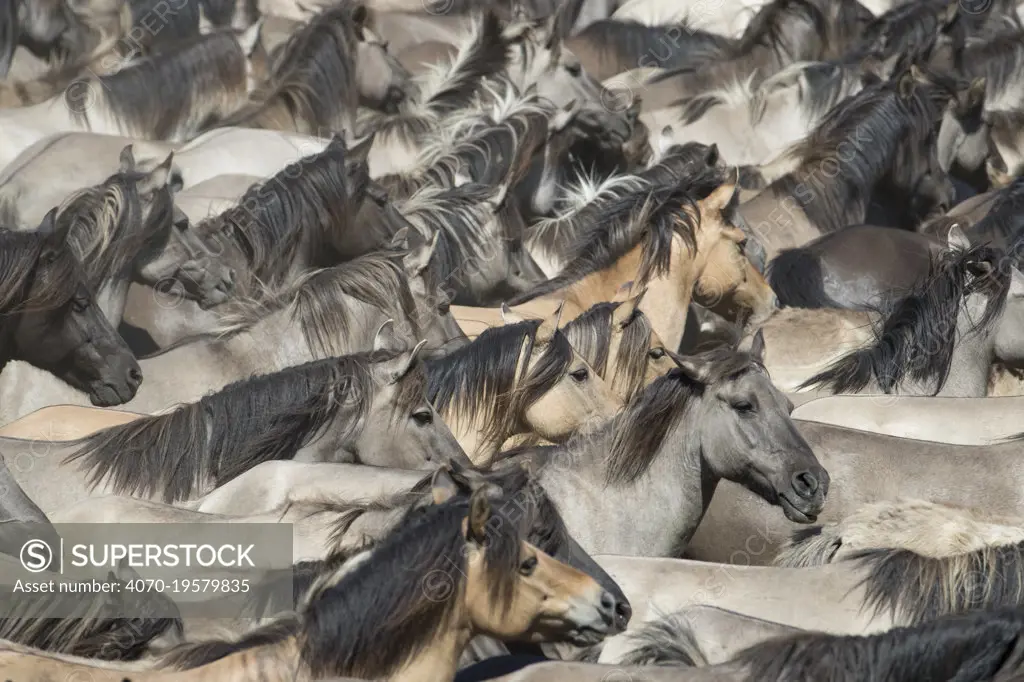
(540, 404, 710, 556)
(220, 308, 322, 370)
(137, 309, 316, 402)
(930, 304, 997, 397)
(95, 276, 131, 327)
(643, 235, 706, 352)
(383, 624, 470, 682)
(160, 636, 306, 682)
(445, 410, 493, 465)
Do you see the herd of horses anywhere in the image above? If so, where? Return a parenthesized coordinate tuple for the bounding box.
(6, 0, 1024, 678)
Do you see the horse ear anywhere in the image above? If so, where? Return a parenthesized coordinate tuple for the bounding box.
(963, 77, 986, 112)
(750, 328, 766, 363)
(388, 340, 427, 384)
(947, 223, 971, 251)
(138, 152, 175, 194)
(612, 289, 646, 328)
(941, 0, 959, 29)
(466, 487, 492, 544)
(119, 145, 136, 173)
(198, 4, 215, 33)
(657, 126, 674, 156)
(431, 468, 460, 505)
(704, 143, 719, 168)
(550, 99, 580, 133)
(675, 353, 714, 385)
(535, 302, 564, 345)
(238, 17, 264, 56)
(501, 302, 528, 325)
(389, 226, 410, 249)
(702, 181, 738, 213)
(36, 207, 61, 240)
(403, 229, 438, 276)
(372, 319, 404, 353)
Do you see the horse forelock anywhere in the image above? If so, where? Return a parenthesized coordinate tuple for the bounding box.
(56, 172, 149, 288)
(427, 320, 573, 446)
(0, 230, 80, 313)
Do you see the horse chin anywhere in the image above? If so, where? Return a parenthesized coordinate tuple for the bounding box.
(778, 493, 816, 524)
(88, 381, 136, 407)
(565, 627, 609, 647)
(197, 290, 230, 310)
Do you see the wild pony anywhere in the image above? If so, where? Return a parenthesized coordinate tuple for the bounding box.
(495, 341, 827, 557)
(223, 2, 410, 134)
(739, 66, 956, 260)
(531, 293, 678, 403)
(0, 222, 141, 407)
(748, 229, 1024, 397)
(0, 238, 465, 425)
(121, 137, 361, 345)
(0, 26, 264, 170)
(4, 146, 230, 323)
(505, 173, 776, 352)
(2, 345, 466, 514)
(426, 308, 622, 463)
(0, 486, 623, 682)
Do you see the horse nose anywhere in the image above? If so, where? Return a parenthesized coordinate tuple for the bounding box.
(614, 598, 632, 630)
(791, 470, 820, 499)
(386, 85, 405, 107)
(598, 591, 629, 631)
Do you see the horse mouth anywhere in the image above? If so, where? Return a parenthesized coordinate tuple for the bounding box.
(89, 381, 136, 407)
(567, 626, 610, 647)
(779, 493, 817, 524)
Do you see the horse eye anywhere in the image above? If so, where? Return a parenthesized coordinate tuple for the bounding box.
(71, 296, 90, 312)
(732, 400, 754, 413)
(648, 348, 665, 360)
(565, 62, 581, 76)
(519, 555, 538, 576)
(570, 368, 589, 382)
(412, 410, 433, 425)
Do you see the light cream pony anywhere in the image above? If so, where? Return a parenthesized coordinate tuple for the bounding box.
(460, 182, 776, 354)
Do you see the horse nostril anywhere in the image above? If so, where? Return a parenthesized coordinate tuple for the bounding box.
(792, 470, 819, 498)
(226, 268, 236, 284)
(128, 367, 143, 384)
(614, 600, 632, 628)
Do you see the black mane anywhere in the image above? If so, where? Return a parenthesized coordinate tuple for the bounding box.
(803, 244, 1011, 394)
(66, 351, 426, 502)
